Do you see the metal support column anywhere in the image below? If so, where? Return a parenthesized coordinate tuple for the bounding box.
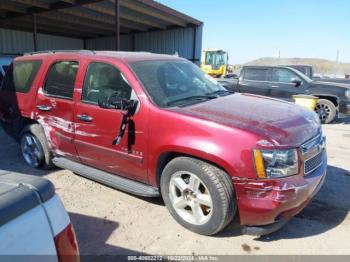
(83, 38, 87, 50)
(192, 26, 197, 63)
(32, 14, 38, 51)
(131, 33, 136, 51)
(115, 0, 120, 51)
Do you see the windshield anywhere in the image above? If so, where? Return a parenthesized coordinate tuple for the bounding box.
(130, 59, 229, 108)
(205, 51, 227, 67)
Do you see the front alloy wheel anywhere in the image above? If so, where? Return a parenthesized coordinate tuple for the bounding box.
(161, 157, 236, 235)
(315, 99, 337, 124)
(169, 171, 213, 225)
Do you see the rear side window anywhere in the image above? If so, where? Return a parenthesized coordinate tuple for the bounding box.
(1, 61, 41, 93)
(44, 61, 78, 99)
(244, 68, 269, 81)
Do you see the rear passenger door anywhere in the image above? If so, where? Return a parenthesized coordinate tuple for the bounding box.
(239, 68, 272, 96)
(35, 59, 80, 161)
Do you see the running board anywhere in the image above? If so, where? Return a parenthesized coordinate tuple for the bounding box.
(52, 157, 160, 197)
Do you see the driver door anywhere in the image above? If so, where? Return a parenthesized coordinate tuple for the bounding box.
(270, 68, 304, 101)
(74, 61, 148, 183)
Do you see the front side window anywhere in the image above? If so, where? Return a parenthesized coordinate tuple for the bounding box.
(131, 59, 227, 108)
(44, 61, 78, 99)
(244, 68, 269, 81)
(1, 61, 41, 93)
(205, 52, 213, 65)
(82, 62, 132, 104)
(273, 68, 300, 83)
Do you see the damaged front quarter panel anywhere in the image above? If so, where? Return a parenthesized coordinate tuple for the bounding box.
(232, 159, 326, 226)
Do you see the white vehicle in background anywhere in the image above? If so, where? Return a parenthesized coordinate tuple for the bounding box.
(0, 173, 79, 262)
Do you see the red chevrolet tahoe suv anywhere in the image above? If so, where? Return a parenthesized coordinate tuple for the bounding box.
(0, 50, 327, 236)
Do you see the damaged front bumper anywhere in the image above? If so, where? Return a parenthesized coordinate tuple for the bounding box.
(234, 152, 327, 235)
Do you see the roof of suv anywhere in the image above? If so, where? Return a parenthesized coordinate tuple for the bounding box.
(16, 50, 182, 63)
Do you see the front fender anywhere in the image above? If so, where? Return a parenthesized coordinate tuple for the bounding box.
(149, 144, 234, 186)
(310, 93, 339, 103)
(147, 107, 262, 187)
(148, 133, 259, 187)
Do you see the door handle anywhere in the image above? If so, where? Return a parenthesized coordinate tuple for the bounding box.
(77, 114, 93, 122)
(37, 105, 52, 111)
(271, 85, 279, 88)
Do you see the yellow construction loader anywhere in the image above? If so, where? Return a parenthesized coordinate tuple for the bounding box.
(201, 48, 230, 78)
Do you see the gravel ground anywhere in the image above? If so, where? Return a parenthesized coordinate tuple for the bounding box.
(0, 118, 350, 256)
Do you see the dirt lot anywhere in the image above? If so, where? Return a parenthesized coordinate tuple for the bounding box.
(1, 119, 350, 256)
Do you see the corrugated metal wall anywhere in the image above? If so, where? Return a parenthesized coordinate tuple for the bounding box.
(135, 25, 203, 63)
(37, 34, 83, 51)
(0, 28, 83, 54)
(86, 35, 133, 51)
(0, 29, 34, 54)
(87, 25, 203, 63)
(1, 26, 203, 63)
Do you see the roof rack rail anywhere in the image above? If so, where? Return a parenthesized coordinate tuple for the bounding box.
(24, 50, 95, 56)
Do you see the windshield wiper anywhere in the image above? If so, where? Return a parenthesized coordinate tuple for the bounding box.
(206, 90, 234, 96)
(167, 95, 217, 107)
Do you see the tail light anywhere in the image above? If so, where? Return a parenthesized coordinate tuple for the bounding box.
(54, 223, 80, 262)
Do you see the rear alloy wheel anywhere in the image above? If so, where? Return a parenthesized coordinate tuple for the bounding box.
(315, 99, 337, 124)
(20, 133, 44, 168)
(161, 157, 236, 235)
(20, 124, 54, 169)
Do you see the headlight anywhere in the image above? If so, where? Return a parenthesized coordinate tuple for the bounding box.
(345, 90, 350, 98)
(253, 149, 299, 178)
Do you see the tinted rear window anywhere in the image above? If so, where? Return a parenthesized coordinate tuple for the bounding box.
(244, 68, 269, 81)
(44, 61, 78, 99)
(1, 61, 41, 93)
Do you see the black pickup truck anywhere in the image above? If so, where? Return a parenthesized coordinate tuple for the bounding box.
(218, 65, 350, 123)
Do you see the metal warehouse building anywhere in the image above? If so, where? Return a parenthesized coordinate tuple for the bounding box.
(0, 0, 203, 63)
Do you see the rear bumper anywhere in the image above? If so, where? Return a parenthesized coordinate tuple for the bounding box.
(234, 152, 327, 227)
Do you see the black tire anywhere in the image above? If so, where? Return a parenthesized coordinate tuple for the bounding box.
(316, 99, 337, 124)
(160, 157, 236, 236)
(20, 124, 54, 170)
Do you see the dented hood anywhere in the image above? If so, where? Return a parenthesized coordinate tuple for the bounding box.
(172, 93, 321, 147)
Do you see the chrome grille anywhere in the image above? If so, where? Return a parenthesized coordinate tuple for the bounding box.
(304, 151, 324, 175)
(300, 133, 323, 154)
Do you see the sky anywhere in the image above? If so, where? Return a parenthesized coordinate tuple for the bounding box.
(158, 0, 350, 64)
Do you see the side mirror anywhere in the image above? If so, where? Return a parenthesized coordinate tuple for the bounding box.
(98, 93, 138, 116)
(291, 78, 302, 87)
(98, 92, 139, 146)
